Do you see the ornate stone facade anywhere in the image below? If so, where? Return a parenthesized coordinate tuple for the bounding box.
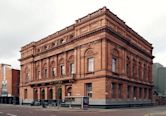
(19, 7, 153, 106)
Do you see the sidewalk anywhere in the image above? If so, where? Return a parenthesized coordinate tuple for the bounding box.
(24, 104, 121, 112)
(40, 106, 116, 112)
(0, 104, 113, 112)
(146, 111, 166, 116)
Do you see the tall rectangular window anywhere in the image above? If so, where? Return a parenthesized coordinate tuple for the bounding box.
(85, 83, 92, 98)
(127, 85, 130, 98)
(111, 83, 116, 98)
(44, 69, 47, 78)
(149, 89, 152, 99)
(126, 62, 130, 76)
(61, 65, 65, 76)
(118, 84, 122, 98)
(144, 64, 147, 80)
(87, 58, 94, 72)
(70, 63, 75, 74)
(38, 70, 41, 79)
(52, 67, 56, 77)
(133, 86, 137, 99)
(25, 72, 30, 82)
(139, 87, 142, 99)
(138, 62, 142, 80)
(147, 66, 150, 81)
(112, 57, 117, 72)
(143, 64, 146, 80)
(132, 59, 136, 77)
(126, 56, 131, 77)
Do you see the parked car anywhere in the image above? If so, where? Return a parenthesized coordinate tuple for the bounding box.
(30, 100, 41, 106)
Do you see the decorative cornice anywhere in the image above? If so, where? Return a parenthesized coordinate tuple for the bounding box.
(20, 26, 153, 61)
(20, 7, 153, 62)
(105, 27, 153, 58)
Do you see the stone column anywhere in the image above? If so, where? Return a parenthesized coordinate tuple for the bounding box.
(40, 60, 42, 79)
(122, 84, 127, 99)
(64, 52, 67, 76)
(129, 56, 132, 79)
(47, 58, 49, 78)
(74, 48, 77, 76)
(38, 88, 41, 100)
(61, 85, 65, 100)
(55, 56, 58, 77)
(31, 62, 35, 81)
(53, 86, 56, 100)
(135, 59, 138, 80)
(102, 39, 108, 70)
(20, 66, 23, 86)
(47, 87, 50, 100)
(48, 58, 51, 79)
(45, 87, 48, 100)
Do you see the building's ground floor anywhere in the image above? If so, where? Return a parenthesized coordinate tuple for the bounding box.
(20, 77, 153, 106)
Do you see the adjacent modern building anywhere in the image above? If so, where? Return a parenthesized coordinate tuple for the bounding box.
(20, 7, 153, 106)
(153, 63, 166, 96)
(0, 64, 20, 97)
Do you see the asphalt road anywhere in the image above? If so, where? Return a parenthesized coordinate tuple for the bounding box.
(0, 104, 166, 116)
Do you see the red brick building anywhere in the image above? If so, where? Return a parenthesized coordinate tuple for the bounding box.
(19, 7, 153, 106)
(0, 64, 20, 97)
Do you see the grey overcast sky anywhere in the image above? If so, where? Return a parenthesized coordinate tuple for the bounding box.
(0, 0, 166, 69)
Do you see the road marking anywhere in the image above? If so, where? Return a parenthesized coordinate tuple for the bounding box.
(6, 113, 17, 116)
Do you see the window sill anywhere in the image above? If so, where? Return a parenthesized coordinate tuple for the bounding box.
(60, 75, 66, 78)
(86, 72, 94, 75)
(112, 72, 119, 75)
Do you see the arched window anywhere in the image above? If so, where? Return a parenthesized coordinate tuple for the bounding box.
(48, 88, 53, 100)
(66, 86, 72, 96)
(35, 65, 40, 80)
(143, 63, 146, 81)
(57, 88, 62, 99)
(59, 58, 65, 76)
(41, 89, 45, 100)
(25, 67, 30, 83)
(126, 56, 130, 77)
(85, 49, 95, 73)
(138, 61, 142, 80)
(112, 48, 119, 73)
(68, 55, 75, 75)
(50, 61, 56, 77)
(33, 89, 38, 100)
(42, 63, 48, 78)
(132, 58, 136, 78)
(87, 57, 94, 72)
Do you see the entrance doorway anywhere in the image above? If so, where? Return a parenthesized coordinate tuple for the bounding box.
(41, 89, 45, 100)
(57, 88, 62, 100)
(48, 88, 53, 100)
(33, 89, 38, 100)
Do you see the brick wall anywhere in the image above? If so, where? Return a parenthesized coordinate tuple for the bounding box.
(19, 7, 153, 105)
